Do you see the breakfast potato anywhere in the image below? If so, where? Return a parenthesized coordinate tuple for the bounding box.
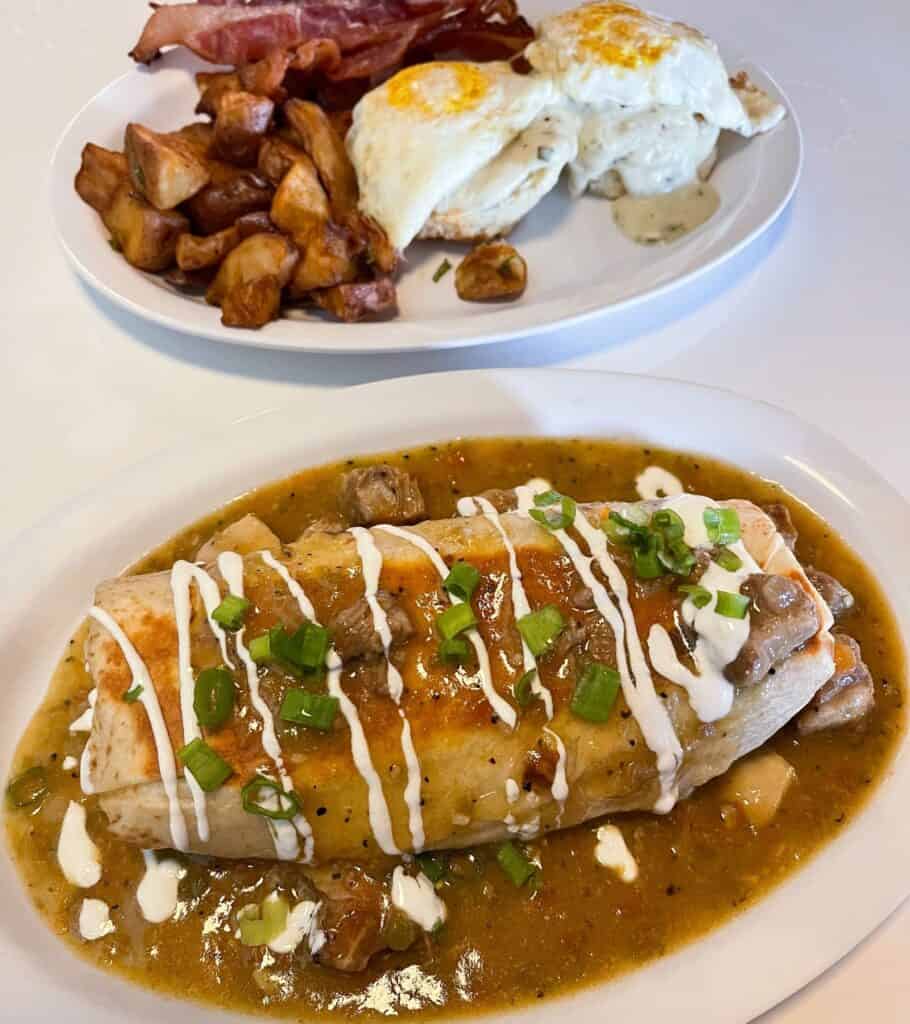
(220, 274, 282, 329)
(283, 99, 358, 220)
(195, 71, 241, 117)
(176, 225, 241, 272)
(206, 232, 298, 307)
(124, 123, 211, 211)
(269, 157, 331, 239)
(257, 136, 309, 187)
(347, 211, 400, 275)
(455, 241, 527, 301)
(288, 221, 358, 296)
(235, 211, 275, 238)
(171, 122, 215, 161)
(75, 143, 128, 214)
(103, 183, 188, 271)
(312, 278, 397, 322)
(184, 168, 274, 235)
(214, 90, 275, 166)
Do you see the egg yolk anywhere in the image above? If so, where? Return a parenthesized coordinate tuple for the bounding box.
(569, 2, 675, 68)
(387, 62, 490, 117)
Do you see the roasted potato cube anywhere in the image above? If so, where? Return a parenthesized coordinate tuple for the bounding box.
(195, 71, 241, 118)
(221, 274, 282, 329)
(288, 222, 358, 296)
(257, 137, 309, 187)
(102, 183, 188, 271)
(184, 169, 273, 235)
(214, 91, 275, 166)
(269, 156, 330, 239)
(235, 211, 275, 238)
(124, 123, 211, 210)
(312, 279, 397, 322)
(176, 225, 241, 272)
(455, 241, 527, 302)
(284, 99, 358, 220)
(206, 233, 297, 307)
(75, 143, 128, 215)
(171, 122, 215, 161)
(347, 211, 400, 275)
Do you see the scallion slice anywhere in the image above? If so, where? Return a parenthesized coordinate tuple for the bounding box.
(570, 662, 621, 723)
(280, 688, 338, 732)
(715, 590, 751, 619)
(439, 636, 472, 664)
(6, 766, 48, 810)
(241, 776, 301, 820)
(651, 508, 685, 542)
(212, 594, 251, 632)
(432, 258, 451, 283)
(657, 537, 696, 577)
(714, 547, 743, 572)
(529, 491, 577, 532)
(442, 561, 481, 602)
(496, 841, 536, 887)
(603, 510, 648, 546)
(632, 534, 663, 579)
(513, 668, 537, 708)
(517, 605, 565, 657)
(249, 633, 272, 664)
(703, 507, 741, 546)
(193, 667, 234, 730)
(436, 602, 477, 641)
(177, 738, 233, 792)
(123, 684, 144, 703)
(416, 852, 447, 883)
(678, 583, 712, 609)
(296, 623, 330, 672)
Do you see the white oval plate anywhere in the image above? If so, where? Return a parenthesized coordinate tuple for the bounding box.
(1, 369, 907, 1022)
(51, 24, 801, 354)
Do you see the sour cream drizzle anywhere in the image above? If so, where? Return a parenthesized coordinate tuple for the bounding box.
(169, 560, 234, 843)
(455, 496, 553, 719)
(352, 527, 428, 850)
(79, 898, 115, 940)
(635, 466, 684, 501)
(391, 866, 447, 932)
(216, 552, 312, 862)
(258, 548, 400, 857)
(515, 481, 683, 813)
(543, 726, 569, 820)
(594, 824, 639, 882)
(137, 850, 185, 923)
(58, 800, 102, 888)
(88, 605, 189, 851)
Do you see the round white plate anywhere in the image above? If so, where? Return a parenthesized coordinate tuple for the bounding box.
(0, 369, 907, 1023)
(51, 20, 801, 354)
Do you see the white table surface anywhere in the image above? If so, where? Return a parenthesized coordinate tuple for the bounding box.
(1, 0, 908, 1019)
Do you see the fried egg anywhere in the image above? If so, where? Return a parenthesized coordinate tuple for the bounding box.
(419, 105, 579, 242)
(347, 61, 556, 251)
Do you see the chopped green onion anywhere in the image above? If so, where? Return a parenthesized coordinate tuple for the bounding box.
(123, 684, 144, 703)
(632, 534, 663, 579)
(570, 662, 621, 723)
(529, 492, 577, 532)
(703, 507, 741, 546)
(496, 841, 536, 887)
(241, 775, 301, 820)
(416, 852, 448, 883)
(678, 584, 712, 609)
(436, 602, 477, 641)
(657, 537, 696, 577)
(193, 667, 234, 729)
(296, 623, 330, 671)
(442, 561, 481, 602)
(651, 508, 685, 542)
(603, 510, 649, 546)
(439, 636, 472, 663)
(517, 605, 565, 657)
(249, 633, 272, 664)
(212, 594, 251, 632)
(432, 258, 451, 283)
(280, 688, 338, 732)
(715, 590, 751, 619)
(238, 896, 289, 947)
(177, 738, 233, 792)
(714, 547, 743, 572)
(513, 668, 537, 707)
(6, 766, 49, 810)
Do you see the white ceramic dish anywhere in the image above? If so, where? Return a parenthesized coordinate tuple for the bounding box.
(51, 11, 801, 354)
(1, 369, 907, 1022)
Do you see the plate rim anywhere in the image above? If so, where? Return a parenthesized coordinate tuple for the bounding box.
(51, 50, 803, 355)
(1, 368, 908, 1024)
